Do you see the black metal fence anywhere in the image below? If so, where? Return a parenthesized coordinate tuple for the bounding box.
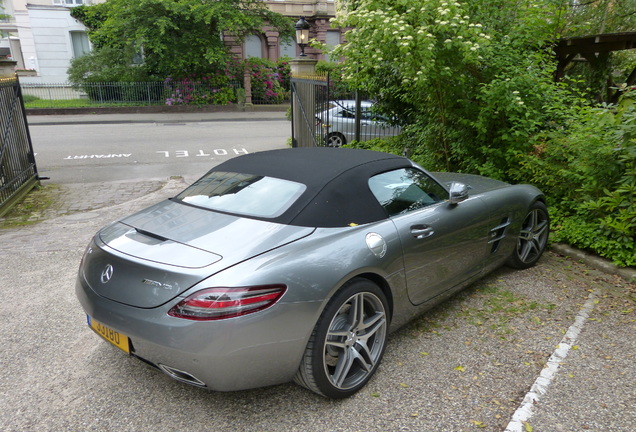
(291, 73, 402, 148)
(20, 78, 290, 108)
(0, 76, 39, 217)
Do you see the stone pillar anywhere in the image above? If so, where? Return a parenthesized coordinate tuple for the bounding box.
(289, 58, 318, 78)
(243, 68, 253, 111)
(289, 58, 319, 147)
(265, 32, 279, 60)
(0, 59, 17, 77)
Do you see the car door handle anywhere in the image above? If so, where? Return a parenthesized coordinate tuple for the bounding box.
(411, 225, 434, 239)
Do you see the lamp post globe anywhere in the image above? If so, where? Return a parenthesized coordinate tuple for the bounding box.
(295, 16, 310, 57)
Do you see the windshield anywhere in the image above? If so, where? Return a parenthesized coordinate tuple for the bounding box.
(176, 171, 306, 218)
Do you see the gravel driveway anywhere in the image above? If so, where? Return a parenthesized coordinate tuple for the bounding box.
(1, 179, 634, 432)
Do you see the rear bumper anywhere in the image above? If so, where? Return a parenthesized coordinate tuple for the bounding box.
(75, 276, 320, 391)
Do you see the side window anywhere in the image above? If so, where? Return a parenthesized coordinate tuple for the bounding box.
(368, 168, 448, 216)
(338, 109, 355, 119)
(361, 109, 386, 122)
(360, 109, 373, 121)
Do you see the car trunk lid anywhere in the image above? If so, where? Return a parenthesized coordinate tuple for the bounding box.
(84, 200, 314, 308)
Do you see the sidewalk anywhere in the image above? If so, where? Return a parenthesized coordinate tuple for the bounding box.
(0, 180, 169, 229)
(26, 109, 288, 126)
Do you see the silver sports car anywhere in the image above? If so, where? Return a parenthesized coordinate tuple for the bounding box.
(76, 147, 549, 399)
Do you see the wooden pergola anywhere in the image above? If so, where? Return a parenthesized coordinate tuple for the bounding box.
(554, 32, 636, 102)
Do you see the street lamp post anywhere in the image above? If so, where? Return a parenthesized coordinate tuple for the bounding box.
(295, 17, 310, 57)
(290, 16, 316, 147)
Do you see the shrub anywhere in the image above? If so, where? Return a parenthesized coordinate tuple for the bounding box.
(21, 95, 40, 104)
(164, 74, 237, 106)
(517, 89, 636, 266)
(240, 58, 287, 104)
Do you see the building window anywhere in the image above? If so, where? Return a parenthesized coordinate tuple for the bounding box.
(279, 36, 296, 58)
(70, 31, 90, 58)
(53, 0, 87, 6)
(244, 35, 263, 59)
(132, 45, 144, 65)
(325, 30, 341, 62)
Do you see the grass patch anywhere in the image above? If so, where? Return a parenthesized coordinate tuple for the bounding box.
(461, 285, 557, 335)
(0, 184, 60, 228)
(23, 97, 165, 109)
(25, 99, 96, 109)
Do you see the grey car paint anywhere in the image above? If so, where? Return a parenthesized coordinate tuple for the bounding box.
(77, 218, 405, 391)
(317, 101, 402, 146)
(88, 202, 315, 308)
(76, 160, 545, 393)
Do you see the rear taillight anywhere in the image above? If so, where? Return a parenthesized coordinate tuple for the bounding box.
(168, 285, 286, 321)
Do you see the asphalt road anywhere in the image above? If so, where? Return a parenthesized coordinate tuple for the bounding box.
(1, 177, 635, 432)
(28, 119, 290, 184)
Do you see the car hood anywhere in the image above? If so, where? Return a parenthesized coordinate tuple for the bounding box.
(84, 200, 314, 308)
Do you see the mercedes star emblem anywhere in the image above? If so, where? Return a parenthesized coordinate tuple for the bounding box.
(101, 264, 114, 284)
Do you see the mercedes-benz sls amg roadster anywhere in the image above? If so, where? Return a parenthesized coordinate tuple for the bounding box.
(76, 147, 549, 398)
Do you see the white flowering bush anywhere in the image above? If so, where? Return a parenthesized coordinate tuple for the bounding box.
(325, 0, 581, 179)
(331, 1, 488, 96)
(323, 0, 636, 267)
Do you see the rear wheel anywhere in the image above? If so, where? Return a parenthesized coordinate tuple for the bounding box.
(326, 133, 346, 147)
(507, 201, 549, 269)
(294, 278, 389, 398)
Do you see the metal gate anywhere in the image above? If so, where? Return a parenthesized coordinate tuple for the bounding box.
(290, 74, 329, 147)
(0, 76, 39, 217)
(291, 74, 401, 148)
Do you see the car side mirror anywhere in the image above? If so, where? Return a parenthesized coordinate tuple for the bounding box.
(449, 182, 470, 205)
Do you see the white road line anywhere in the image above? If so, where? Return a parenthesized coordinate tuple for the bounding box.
(504, 290, 599, 432)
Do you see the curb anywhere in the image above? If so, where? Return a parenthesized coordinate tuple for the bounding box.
(25, 103, 290, 116)
(551, 243, 636, 283)
(26, 116, 288, 126)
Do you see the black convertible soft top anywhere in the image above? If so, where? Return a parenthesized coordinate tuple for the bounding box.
(211, 147, 413, 227)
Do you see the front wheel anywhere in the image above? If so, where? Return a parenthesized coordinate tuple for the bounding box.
(507, 201, 550, 269)
(326, 133, 346, 147)
(294, 278, 389, 398)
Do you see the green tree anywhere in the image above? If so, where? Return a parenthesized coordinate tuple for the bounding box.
(70, 0, 292, 80)
(330, 0, 578, 178)
(0, 4, 11, 38)
(558, 0, 636, 36)
(328, 0, 636, 265)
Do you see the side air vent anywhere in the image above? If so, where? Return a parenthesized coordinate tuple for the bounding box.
(488, 217, 511, 253)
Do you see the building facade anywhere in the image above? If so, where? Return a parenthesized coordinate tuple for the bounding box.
(228, 1, 341, 62)
(1, 0, 342, 82)
(0, 0, 97, 82)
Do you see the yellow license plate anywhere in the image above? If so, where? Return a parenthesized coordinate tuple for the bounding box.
(87, 315, 130, 354)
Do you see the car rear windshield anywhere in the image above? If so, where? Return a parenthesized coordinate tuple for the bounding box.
(175, 171, 307, 218)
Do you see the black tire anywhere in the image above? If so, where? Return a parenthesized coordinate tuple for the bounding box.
(326, 133, 346, 147)
(294, 278, 389, 398)
(507, 201, 550, 269)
